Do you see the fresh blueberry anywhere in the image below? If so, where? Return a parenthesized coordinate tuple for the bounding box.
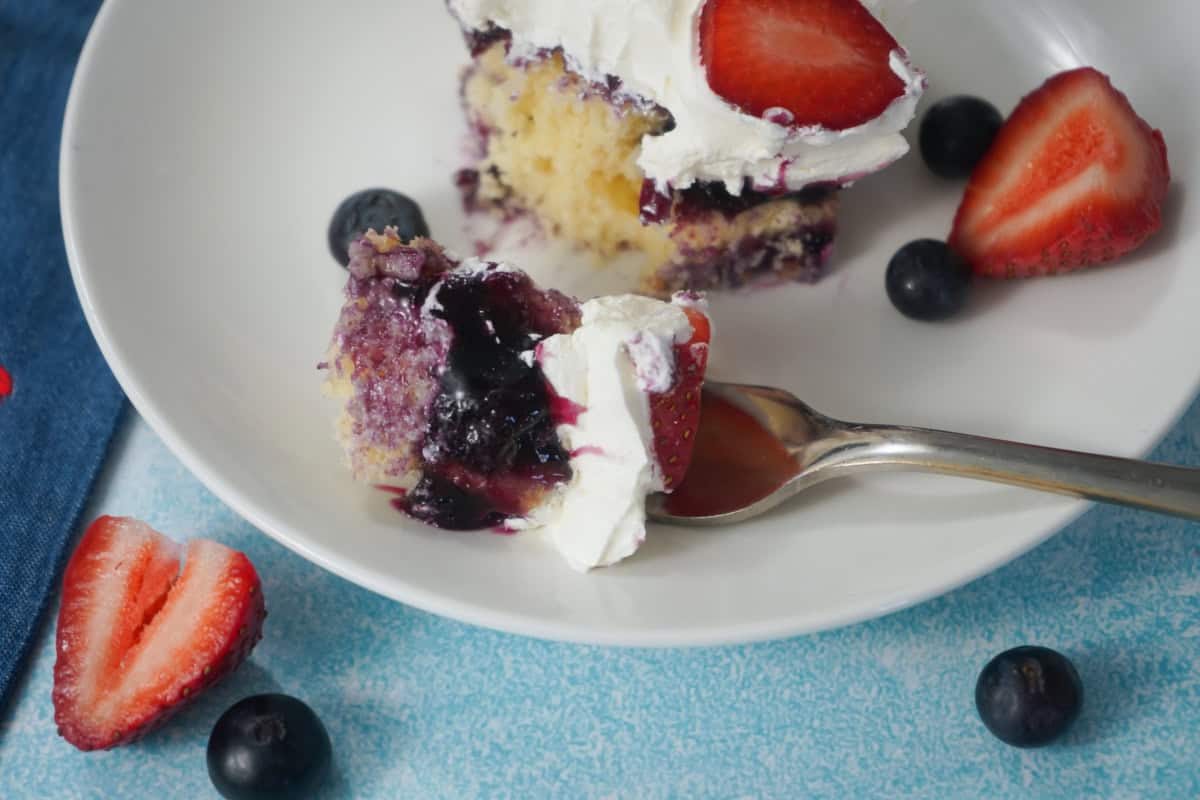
(207, 694, 332, 800)
(886, 239, 971, 321)
(919, 96, 1005, 179)
(328, 188, 430, 267)
(975, 646, 1083, 748)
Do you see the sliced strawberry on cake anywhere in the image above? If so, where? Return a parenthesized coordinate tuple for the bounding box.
(699, 0, 908, 130)
(949, 67, 1170, 277)
(321, 228, 712, 570)
(53, 517, 266, 751)
(449, 0, 924, 295)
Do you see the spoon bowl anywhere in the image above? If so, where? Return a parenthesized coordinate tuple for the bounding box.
(648, 381, 1200, 526)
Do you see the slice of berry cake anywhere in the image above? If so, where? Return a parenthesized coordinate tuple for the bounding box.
(451, 0, 925, 296)
(321, 228, 710, 570)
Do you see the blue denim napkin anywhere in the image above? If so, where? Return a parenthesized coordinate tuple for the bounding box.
(0, 0, 119, 707)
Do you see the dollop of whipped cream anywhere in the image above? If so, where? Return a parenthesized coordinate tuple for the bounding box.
(516, 294, 697, 571)
(448, 0, 925, 194)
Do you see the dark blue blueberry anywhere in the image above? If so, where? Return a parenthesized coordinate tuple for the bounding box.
(975, 646, 1083, 748)
(328, 189, 430, 267)
(886, 239, 971, 321)
(207, 694, 332, 800)
(919, 96, 1005, 179)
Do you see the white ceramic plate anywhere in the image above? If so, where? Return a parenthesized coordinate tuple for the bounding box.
(63, 0, 1198, 646)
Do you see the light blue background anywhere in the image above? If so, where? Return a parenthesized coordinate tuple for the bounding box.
(2, 403, 1199, 798)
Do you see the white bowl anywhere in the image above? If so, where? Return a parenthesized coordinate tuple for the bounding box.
(63, 0, 1200, 645)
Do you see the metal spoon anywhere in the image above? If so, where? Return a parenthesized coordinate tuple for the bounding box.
(647, 381, 1200, 526)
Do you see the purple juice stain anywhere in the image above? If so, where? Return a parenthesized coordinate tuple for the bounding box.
(544, 383, 587, 427)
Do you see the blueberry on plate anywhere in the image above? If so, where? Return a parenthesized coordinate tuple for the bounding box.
(328, 188, 430, 267)
(920, 95, 1005, 179)
(208, 693, 332, 800)
(886, 239, 971, 321)
(975, 646, 1083, 748)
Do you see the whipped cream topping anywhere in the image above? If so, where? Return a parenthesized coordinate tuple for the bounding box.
(449, 0, 925, 194)
(517, 294, 696, 571)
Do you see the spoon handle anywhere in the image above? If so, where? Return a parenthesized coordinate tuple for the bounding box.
(831, 424, 1200, 520)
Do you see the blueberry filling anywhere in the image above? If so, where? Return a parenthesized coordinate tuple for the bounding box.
(405, 473, 508, 531)
(638, 179, 836, 225)
(404, 268, 579, 529)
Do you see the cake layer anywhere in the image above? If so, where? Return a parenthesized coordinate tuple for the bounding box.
(461, 42, 839, 296)
(463, 44, 676, 266)
(321, 232, 457, 483)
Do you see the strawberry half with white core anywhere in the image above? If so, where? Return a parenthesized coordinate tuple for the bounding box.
(949, 67, 1170, 277)
(53, 517, 265, 751)
(700, 0, 908, 130)
(529, 295, 711, 571)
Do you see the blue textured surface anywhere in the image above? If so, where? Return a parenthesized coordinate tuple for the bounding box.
(2, 406, 1199, 798)
(0, 0, 124, 704)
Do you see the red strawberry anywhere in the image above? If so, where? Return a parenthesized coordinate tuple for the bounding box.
(700, 0, 908, 131)
(651, 306, 712, 491)
(949, 67, 1170, 278)
(53, 516, 266, 751)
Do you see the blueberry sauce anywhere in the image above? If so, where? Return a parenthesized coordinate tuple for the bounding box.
(544, 382, 587, 427)
(638, 179, 836, 225)
(404, 267, 581, 529)
(405, 472, 510, 530)
(639, 181, 674, 225)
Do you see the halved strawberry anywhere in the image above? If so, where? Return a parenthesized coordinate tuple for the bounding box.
(699, 0, 907, 130)
(949, 67, 1170, 278)
(651, 306, 712, 491)
(53, 517, 266, 751)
